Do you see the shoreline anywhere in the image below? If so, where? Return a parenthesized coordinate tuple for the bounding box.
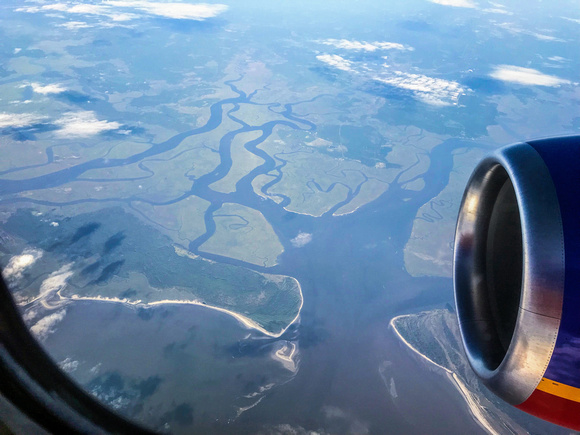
(275, 342, 297, 363)
(55, 277, 304, 339)
(389, 314, 497, 434)
(274, 342, 298, 372)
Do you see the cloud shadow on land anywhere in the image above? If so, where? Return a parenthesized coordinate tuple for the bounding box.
(1, 123, 59, 141)
(103, 232, 126, 255)
(92, 260, 125, 285)
(71, 222, 101, 244)
(55, 91, 91, 104)
(80, 261, 101, 277)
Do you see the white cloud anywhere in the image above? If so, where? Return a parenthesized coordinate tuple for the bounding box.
(39, 264, 74, 298)
(30, 309, 67, 341)
(429, 0, 477, 8)
(259, 425, 328, 435)
(17, 1, 227, 23)
(1, 111, 120, 136)
(316, 51, 467, 106)
(2, 249, 44, 282)
(68, 4, 115, 15)
(19, 2, 136, 20)
(15, 7, 34, 13)
(58, 21, 92, 29)
(316, 54, 354, 72)
(55, 111, 121, 137)
(22, 308, 38, 323)
(495, 22, 565, 42)
(31, 83, 67, 95)
(532, 33, 562, 42)
(374, 70, 466, 106)
(482, 7, 512, 15)
(108, 12, 138, 21)
(430, 0, 514, 12)
(306, 138, 333, 148)
(318, 39, 413, 52)
(0, 112, 46, 128)
(66, 4, 107, 14)
(58, 357, 79, 373)
(482, 2, 511, 14)
(547, 56, 568, 62)
(90, 363, 102, 375)
(106, 1, 228, 20)
(322, 406, 369, 435)
(42, 4, 70, 12)
(490, 65, 570, 86)
(67, 4, 139, 21)
(562, 17, 580, 25)
(291, 232, 312, 248)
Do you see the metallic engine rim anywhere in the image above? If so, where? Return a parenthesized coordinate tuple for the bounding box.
(454, 142, 564, 405)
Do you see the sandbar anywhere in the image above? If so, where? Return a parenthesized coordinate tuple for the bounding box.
(52, 278, 304, 338)
(390, 314, 497, 434)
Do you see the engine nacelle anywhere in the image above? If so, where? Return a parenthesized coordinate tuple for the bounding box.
(454, 136, 580, 430)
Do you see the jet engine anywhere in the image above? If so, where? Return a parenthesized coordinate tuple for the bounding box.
(454, 136, 580, 430)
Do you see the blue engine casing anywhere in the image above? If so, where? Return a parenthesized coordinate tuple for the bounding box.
(454, 136, 580, 429)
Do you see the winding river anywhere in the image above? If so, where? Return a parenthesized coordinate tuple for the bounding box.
(0, 76, 490, 434)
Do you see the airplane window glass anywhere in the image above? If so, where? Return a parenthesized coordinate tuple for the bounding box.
(0, 0, 578, 433)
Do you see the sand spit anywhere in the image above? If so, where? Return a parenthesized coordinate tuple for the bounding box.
(235, 396, 265, 419)
(24, 263, 74, 306)
(274, 341, 298, 372)
(57, 277, 303, 338)
(389, 315, 497, 434)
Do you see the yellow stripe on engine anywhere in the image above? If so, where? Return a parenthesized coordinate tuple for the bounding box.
(537, 377, 580, 403)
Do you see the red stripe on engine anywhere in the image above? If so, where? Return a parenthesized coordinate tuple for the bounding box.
(516, 388, 580, 430)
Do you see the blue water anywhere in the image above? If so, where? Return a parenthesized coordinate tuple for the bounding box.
(1, 76, 492, 433)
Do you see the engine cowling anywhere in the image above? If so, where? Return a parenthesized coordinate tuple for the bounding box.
(454, 136, 580, 430)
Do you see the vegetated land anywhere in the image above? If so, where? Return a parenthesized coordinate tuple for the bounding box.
(392, 309, 569, 434)
(199, 202, 284, 268)
(403, 147, 487, 278)
(1, 207, 302, 335)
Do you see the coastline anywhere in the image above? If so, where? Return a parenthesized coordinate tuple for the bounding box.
(389, 314, 497, 434)
(274, 341, 298, 372)
(55, 276, 304, 338)
(275, 342, 297, 363)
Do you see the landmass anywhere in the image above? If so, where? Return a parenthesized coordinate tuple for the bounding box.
(209, 130, 264, 194)
(199, 202, 284, 267)
(390, 309, 567, 434)
(255, 128, 399, 217)
(0, 207, 302, 337)
(403, 147, 487, 277)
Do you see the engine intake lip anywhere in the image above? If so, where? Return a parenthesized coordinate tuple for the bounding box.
(454, 142, 564, 405)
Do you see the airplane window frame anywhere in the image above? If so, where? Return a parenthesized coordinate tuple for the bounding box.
(0, 272, 156, 434)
